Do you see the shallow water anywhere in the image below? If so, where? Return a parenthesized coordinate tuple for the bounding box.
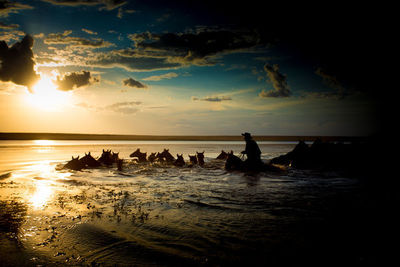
(0, 140, 373, 266)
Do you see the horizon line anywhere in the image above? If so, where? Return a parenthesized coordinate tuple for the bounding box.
(0, 132, 370, 142)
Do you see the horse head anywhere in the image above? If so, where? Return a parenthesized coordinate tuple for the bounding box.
(196, 151, 205, 165)
(216, 150, 228, 160)
(64, 155, 85, 171)
(189, 155, 198, 164)
(174, 154, 185, 167)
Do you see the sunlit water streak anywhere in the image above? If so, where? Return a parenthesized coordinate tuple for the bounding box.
(0, 140, 366, 266)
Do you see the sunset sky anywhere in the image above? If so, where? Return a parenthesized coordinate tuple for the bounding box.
(0, 0, 381, 136)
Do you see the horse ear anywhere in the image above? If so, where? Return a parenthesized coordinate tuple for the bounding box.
(103, 149, 105, 152)
(77, 156, 79, 159)
(202, 151, 205, 153)
(88, 152, 91, 155)
(72, 156, 74, 160)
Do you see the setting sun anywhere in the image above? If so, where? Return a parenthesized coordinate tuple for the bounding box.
(25, 74, 70, 111)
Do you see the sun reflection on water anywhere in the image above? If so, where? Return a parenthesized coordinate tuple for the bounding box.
(24, 160, 71, 209)
(34, 140, 55, 146)
(30, 180, 53, 209)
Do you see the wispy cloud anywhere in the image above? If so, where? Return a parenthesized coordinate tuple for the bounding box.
(44, 30, 113, 48)
(0, 21, 19, 29)
(76, 100, 142, 115)
(40, 0, 127, 11)
(81, 28, 97, 35)
(259, 64, 291, 98)
(142, 72, 178, 81)
(192, 96, 232, 102)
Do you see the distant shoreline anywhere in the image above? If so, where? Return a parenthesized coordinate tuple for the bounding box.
(0, 132, 368, 142)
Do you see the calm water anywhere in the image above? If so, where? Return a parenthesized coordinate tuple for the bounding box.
(0, 140, 372, 266)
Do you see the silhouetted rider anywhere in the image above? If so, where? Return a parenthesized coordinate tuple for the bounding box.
(241, 132, 262, 167)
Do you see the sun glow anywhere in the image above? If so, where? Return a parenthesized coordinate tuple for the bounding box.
(25, 74, 71, 111)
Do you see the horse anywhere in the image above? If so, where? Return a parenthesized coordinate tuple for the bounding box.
(111, 152, 120, 163)
(148, 152, 157, 162)
(174, 154, 185, 167)
(216, 150, 228, 160)
(130, 148, 147, 162)
(188, 154, 198, 164)
(98, 149, 114, 165)
(117, 159, 123, 171)
(157, 149, 175, 163)
(196, 151, 205, 166)
(80, 152, 101, 167)
(225, 151, 284, 173)
(224, 151, 243, 171)
(63, 156, 86, 171)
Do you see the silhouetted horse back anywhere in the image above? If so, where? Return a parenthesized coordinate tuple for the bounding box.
(270, 139, 368, 174)
(148, 152, 157, 162)
(63, 156, 86, 171)
(130, 148, 147, 162)
(174, 154, 185, 167)
(225, 151, 283, 173)
(157, 149, 175, 163)
(225, 151, 243, 171)
(98, 149, 114, 165)
(80, 152, 101, 167)
(216, 150, 228, 160)
(196, 151, 205, 166)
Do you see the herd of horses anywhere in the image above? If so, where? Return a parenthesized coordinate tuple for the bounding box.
(62, 148, 232, 171)
(61, 139, 368, 176)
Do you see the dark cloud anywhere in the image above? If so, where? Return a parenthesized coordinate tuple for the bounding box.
(0, 0, 33, 17)
(259, 64, 291, 98)
(131, 28, 265, 66)
(192, 96, 232, 102)
(41, 0, 127, 10)
(122, 77, 147, 89)
(89, 27, 267, 72)
(0, 21, 18, 29)
(44, 30, 112, 48)
(315, 67, 348, 99)
(55, 70, 99, 91)
(0, 34, 39, 91)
